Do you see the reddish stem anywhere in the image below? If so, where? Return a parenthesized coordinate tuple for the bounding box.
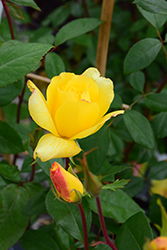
(29, 163, 36, 182)
(96, 196, 118, 250)
(17, 81, 26, 123)
(1, 0, 15, 39)
(78, 203, 89, 250)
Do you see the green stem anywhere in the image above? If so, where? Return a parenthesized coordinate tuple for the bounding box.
(96, 196, 117, 250)
(78, 203, 89, 250)
(1, 0, 15, 39)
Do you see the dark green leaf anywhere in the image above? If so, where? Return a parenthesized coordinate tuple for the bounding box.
(101, 164, 131, 177)
(0, 79, 24, 107)
(145, 93, 167, 112)
(124, 177, 145, 198)
(137, 5, 167, 29)
(123, 110, 155, 149)
(0, 164, 21, 182)
(55, 18, 101, 46)
(42, 4, 70, 28)
(10, 0, 40, 10)
(45, 52, 65, 79)
(124, 38, 161, 74)
(103, 179, 130, 191)
(151, 112, 167, 138)
(20, 230, 59, 250)
(54, 222, 74, 250)
(87, 189, 143, 223)
(110, 93, 123, 109)
(78, 126, 110, 173)
(0, 42, 52, 87)
(95, 245, 111, 250)
(129, 71, 145, 92)
(46, 190, 91, 241)
(115, 212, 153, 250)
(0, 120, 24, 154)
(148, 161, 167, 180)
(0, 184, 29, 250)
(133, 0, 167, 15)
(24, 190, 47, 216)
(23, 182, 47, 198)
(0, 175, 11, 191)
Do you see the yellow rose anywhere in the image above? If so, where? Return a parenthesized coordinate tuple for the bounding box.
(50, 162, 83, 203)
(28, 67, 124, 161)
(143, 237, 167, 250)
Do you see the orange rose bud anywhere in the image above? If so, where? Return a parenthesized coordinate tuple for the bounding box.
(50, 162, 83, 203)
(143, 237, 167, 250)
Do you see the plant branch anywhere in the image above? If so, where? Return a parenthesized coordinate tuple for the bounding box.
(96, 0, 115, 76)
(96, 196, 117, 250)
(1, 0, 15, 39)
(29, 163, 36, 182)
(27, 73, 51, 83)
(17, 81, 26, 123)
(78, 203, 89, 250)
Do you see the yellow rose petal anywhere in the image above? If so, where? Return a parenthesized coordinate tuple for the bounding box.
(27, 80, 58, 136)
(83, 67, 114, 119)
(47, 72, 75, 114)
(64, 74, 99, 102)
(34, 134, 81, 161)
(72, 110, 124, 139)
(55, 100, 100, 138)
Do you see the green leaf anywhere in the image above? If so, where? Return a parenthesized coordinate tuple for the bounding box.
(0, 79, 24, 107)
(95, 245, 111, 250)
(101, 164, 131, 177)
(148, 161, 167, 180)
(45, 52, 65, 79)
(123, 110, 155, 149)
(0, 120, 24, 154)
(129, 71, 145, 92)
(55, 18, 101, 46)
(78, 126, 110, 173)
(0, 42, 52, 87)
(7, 2, 24, 19)
(10, 0, 40, 11)
(124, 38, 162, 74)
(0, 184, 29, 250)
(151, 112, 167, 138)
(0, 164, 21, 182)
(133, 0, 167, 15)
(42, 4, 70, 28)
(115, 212, 153, 250)
(0, 175, 11, 191)
(103, 179, 130, 191)
(87, 189, 143, 223)
(20, 230, 59, 250)
(24, 190, 47, 216)
(124, 177, 145, 198)
(46, 190, 91, 241)
(54, 222, 74, 250)
(137, 5, 167, 29)
(145, 93, 167, 112)
(23, 182, 47, 197)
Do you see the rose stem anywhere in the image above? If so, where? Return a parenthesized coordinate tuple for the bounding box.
(1, 0, 15, 39)
(29, 163, 37, 182)
(96, 0, 115, 77)
(78, 203, 89, 250)
(96, 196, 118, 250)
